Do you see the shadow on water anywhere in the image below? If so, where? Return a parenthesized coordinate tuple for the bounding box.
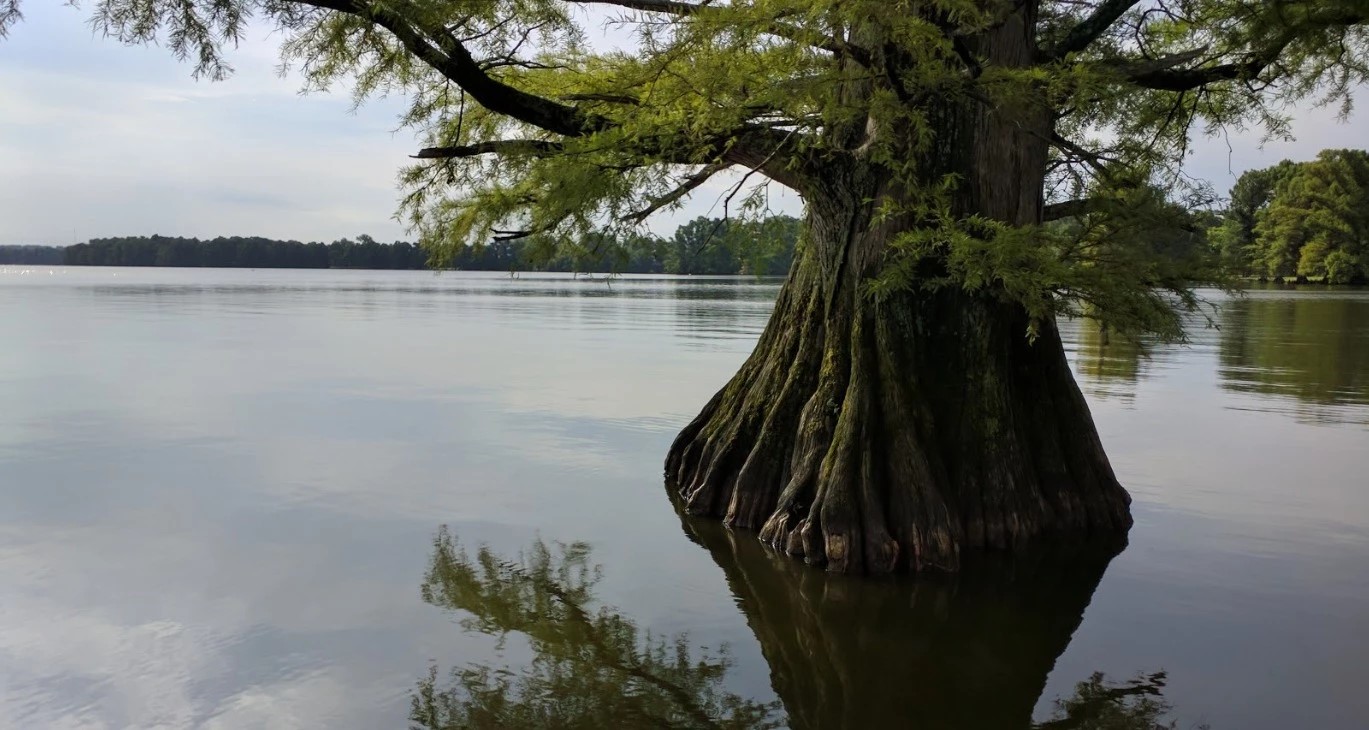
(409, 518, 1195, 729)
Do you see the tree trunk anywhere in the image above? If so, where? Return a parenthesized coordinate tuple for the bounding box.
(664, 5, 1131, 573)
(665, 223, 1131, 573)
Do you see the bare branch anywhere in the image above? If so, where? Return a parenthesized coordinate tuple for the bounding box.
(0, 0, 21, 39)
(1120, 5, 1369, 92)
(1098, 47, 1208, 79)
(1046, 0, 1142, 60)
(621, 161, 730, 224)
(284, 0, 815, 192)
(568, 0, 701, 15)
(1126, 56, 1268, 92)
(1050, 132, 1112, 178)
(295, 0, 600, 137)
(1042, 198, 1096, 222)
(412, 139, 564, 159)
(565, 0, 868, 61)
(560, 92, 641, 105)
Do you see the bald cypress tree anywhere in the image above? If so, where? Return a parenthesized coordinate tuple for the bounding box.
(7, 0, 1367, 572)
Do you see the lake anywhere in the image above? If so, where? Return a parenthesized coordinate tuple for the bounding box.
(1, 267, 1366, 729)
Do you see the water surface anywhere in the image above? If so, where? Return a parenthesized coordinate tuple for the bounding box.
(1, 268, 1366, 728)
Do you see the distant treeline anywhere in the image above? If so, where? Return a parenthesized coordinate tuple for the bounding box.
(0, 215, 802, 275)
(0, 245, 64, 265)
(1210, 148, 1369, 284)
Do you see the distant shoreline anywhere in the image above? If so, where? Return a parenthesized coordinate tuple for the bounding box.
(0, 220, 801, 276)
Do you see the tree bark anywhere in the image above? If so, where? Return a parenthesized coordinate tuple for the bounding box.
(665, 218, 1132, 573)
(664, 3, 1131, 574)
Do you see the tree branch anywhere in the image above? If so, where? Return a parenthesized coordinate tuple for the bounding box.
(1118, 4, 1369, 92)
(294, 0, 815, 192)
(1126, 56, 1268, 92)
(568, 0, 701, 15)
(412, 140, 564, 159)
(1046, 0, 1142, 60)
(565, 0, 867, 61)
(1042, 198, 1097, 222)
(1098, 47, 1208, 80)
(296, 0, 600, 137)
(560, 92, 641, 105)
(1049, 132, 1112, 178)
(621, 161, 730, 224)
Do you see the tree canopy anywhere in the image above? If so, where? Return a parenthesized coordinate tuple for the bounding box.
(5, 0, 1368, 339)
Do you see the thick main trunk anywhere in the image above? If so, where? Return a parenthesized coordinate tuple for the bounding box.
(665, 233, 1132, 573)
(666, 1, 1130, 573)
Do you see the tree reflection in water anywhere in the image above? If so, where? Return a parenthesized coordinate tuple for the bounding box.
(410, 521, 1197, 729)
(410, 526, 780, 729)
(1073, 322, 1148, 401)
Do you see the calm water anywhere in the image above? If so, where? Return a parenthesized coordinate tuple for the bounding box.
(1, 268, 1366, 729)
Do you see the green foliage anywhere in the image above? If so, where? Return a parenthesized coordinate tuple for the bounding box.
(872, 184, 1223, 341)
(1208, 161, 1299, 271)
(1323, 249, 1361, 285)
(664, 215, 800, 275)
(0, 245, 64, 265)
(1213, 149, 1369, 284)
(6, 0, 1368, 338)
(61, 234, 432, 269)
(34, 216, 799, 273)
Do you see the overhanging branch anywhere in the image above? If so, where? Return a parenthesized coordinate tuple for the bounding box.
(294, 0, 817, 193)
(413, 139, 564, 159)
(1097, 47, 1208, 81)
(1046, 0, 1142, 60)
(1126, 56, 1267, 92)
(296, 0, 600, 137)
(1116, 5, 1369, 92)
(1050, 132, 1112, 178)
(621, 161, 730, 224)
(1042, 198, 1096, 222)
(565, 0, 867, 61)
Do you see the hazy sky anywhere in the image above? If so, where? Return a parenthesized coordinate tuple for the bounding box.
(1, 3, 1365, 246)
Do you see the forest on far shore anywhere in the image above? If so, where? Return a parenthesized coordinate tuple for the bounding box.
(0, 216, 801, 276)
(4, 148, 1368, 283)
(1211, 149, 1369, 284)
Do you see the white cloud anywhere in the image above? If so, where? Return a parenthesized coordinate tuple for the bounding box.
(0, 511, 431, 729)
(200, 669, 383, 730)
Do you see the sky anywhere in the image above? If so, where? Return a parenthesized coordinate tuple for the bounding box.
(0, 3, 1366, 246)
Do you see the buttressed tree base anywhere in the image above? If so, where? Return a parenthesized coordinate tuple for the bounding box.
(10, 0, 1365, 573)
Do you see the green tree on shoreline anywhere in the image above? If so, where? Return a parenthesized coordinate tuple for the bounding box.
(1211, 149, 1369, 285)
